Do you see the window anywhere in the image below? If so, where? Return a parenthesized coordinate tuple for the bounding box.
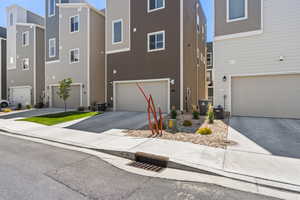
(196, 15, 200, 33)
(48, 0, 55, 17)
(148, 0, 165, 12)
(112, 19, 123, 44)
(70, 15, 80, 33)
(227, 0, 247, 22)
(49, 38, 56, 58)
(207, 52, 212, 67)
(148, 31, 165, 52)
(70, 48, 80, 64)
(9, 13, 14, 26)
(22, 58, 29, 70)
(22, 31, 29, 47)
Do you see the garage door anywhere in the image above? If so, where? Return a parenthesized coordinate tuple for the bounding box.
(232, 74, 300, 119)
(115, 80, 169, 113)
(10, 87, 31, 106)
(52, 85, 81, 109)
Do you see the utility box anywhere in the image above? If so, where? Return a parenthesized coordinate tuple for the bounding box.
(214, 105, 225, 119)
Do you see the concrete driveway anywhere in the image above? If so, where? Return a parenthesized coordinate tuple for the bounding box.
(67, 111, 148, 133)
(0, 108, 67, 119)
(230, 117, 300, 159)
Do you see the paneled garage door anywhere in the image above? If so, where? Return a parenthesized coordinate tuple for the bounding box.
(52, 85, 81, 109)
(114, 80, 169, 113)
(10, 86, 31, 106)
(231, 74, 300, 119)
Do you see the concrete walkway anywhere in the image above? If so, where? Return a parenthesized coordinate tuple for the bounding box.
(0, 119, 300, 195)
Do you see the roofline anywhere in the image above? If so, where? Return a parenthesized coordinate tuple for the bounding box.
(56, 3, 105, 17)
(16, 23, 45, 29)
(0, 37, 7, 40)
(6, 4, 44, 19)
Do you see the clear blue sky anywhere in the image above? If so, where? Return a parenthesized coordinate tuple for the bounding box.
(0, 0, 213, 41)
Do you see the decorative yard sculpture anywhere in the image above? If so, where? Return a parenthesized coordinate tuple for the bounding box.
(137, 83, 164, 137)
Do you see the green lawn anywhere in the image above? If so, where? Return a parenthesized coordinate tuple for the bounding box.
(19, 111, 100, 126)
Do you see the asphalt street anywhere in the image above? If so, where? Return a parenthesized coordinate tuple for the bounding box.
(0, 133, 278, 200)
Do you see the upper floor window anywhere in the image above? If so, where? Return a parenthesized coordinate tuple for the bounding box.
(70, 15, 80, 33)
(148, 31, 165, 52)
(49, 0, 55, 17)
(9, 13, 14, 26)
(49, 38, 56, 58)
(207, 52, 212, 67)
(22, 31, 29, 47)
(22, 58, 30, 70)
(112, 19, 123, 44)
(227, 0, 248, 22)
(70, 48, 80, 64)
(148, 0, 165, 12)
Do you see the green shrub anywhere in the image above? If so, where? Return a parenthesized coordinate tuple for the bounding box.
(16, 103, 22, 110)
(192, 111, 200, 120)
(3, 108, 12, 113)
(183, 120, 192, 127)
(26, 105, 32, 109)
(170, 109, 177, 119)
(77, 106, 85, 112)
(207, 105, 214, 124)
(197, 127, 212, 135)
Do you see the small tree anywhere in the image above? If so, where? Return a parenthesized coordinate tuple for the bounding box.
(57, 78, 73, 112)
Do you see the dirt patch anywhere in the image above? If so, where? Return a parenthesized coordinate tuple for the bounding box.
(125, 116, 236, 149)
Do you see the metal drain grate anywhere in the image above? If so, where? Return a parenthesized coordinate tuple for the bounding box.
(128, 161, 164, 172)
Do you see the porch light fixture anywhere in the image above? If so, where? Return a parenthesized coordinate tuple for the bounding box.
(222, 76, 227, 82)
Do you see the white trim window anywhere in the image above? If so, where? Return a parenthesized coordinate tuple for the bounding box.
(22, 31, 29, 47)
(49, 38, 56, 58)
(112, 19, 123, 44)
(148, 0, 165, 12)
(21, 58, 30, 70)
(48, 0, 56, 17)
(70, 15, 80, 33)
(147, 31, 165, 52)
(227, 0, 248, 22)
(70, 48, 80, 64)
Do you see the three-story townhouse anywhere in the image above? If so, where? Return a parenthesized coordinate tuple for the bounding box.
(6, 5, 45, 107)
(106, 0, 207, 113)
(214, 0, 300, 119)
(45, 0, 106, 109)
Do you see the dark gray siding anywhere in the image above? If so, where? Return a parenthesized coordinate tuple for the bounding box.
(1, 40, 6, 99)
(45, 0, 60, 61)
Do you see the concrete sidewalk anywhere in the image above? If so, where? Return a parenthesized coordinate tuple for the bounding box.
(1, 119, 300, 195)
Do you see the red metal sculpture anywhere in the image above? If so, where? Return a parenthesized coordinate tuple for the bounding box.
(137, 83, 164, 137)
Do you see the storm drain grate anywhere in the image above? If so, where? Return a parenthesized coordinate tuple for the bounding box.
(128, 161, 164, 172)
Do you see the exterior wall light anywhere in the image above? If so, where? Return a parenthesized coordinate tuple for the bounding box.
(222, 76, 227, 82)
(170, 79, 175, 85)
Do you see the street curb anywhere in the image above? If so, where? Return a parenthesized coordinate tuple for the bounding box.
(0, 127, 300, 195)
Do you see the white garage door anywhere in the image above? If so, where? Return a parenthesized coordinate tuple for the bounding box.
(10, 86, 31, 106)
(115, 80, 169, 113)
(52, 85, 81, 109)
(232, 74, 300, 119)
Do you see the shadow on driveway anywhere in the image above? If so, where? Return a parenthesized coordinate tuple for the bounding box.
(0, 108, 67, 119)
(66, 111, 148, 133)
(230, 117, 300, 159)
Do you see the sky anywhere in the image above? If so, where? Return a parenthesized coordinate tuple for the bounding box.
(0, 0, 213, 41)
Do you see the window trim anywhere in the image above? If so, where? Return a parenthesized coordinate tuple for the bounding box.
(207, 52, 212, 67)
(147, 30, 165, 52)
(21, 58, 30, 71)
(112, 19, 123, 45)
(69, 48, 80, 64)
(226, 0, 248, 23)
(148, 0, 165, 13)
(48, 0, 56, 17)
(49, 38, 56, 58)
(22, 31, 29, 47)
(70, 15, 80, 33)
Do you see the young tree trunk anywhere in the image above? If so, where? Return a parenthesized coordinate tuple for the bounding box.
(64, 101, 67, 112)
